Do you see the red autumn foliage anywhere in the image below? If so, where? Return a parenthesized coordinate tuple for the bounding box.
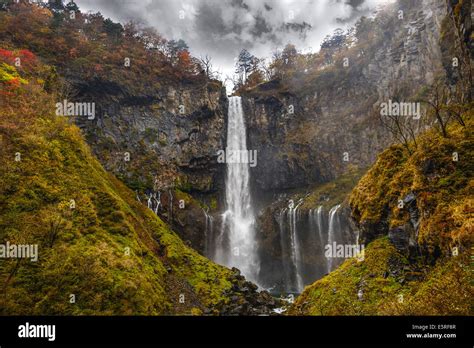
(0, 2, 207, 86)
(7, 78, 20, 87)
(0, 49, 15, 64)
(0, 49, 37, 69)
(0, 78, 21, 96)
(18, 49, 36, 63)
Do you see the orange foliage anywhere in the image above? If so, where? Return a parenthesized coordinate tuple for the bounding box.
(0, 49, 15, 64)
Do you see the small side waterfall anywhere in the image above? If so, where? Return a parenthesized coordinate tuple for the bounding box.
(288, 199, 304, 292)
(274, 201, 352, 292)
(277, 208, 291, 291)
(327, 204, 341, 273)
(316, 206, 324, 246)
(146, 191, 161, 215)
(309, 205, 325, 274)
(203, 208, 214, 258)
(168, 189, 173, 221)
(309, 205, 325, 249)
(276, 199, 305, 293)
(147, 194, 153, 210)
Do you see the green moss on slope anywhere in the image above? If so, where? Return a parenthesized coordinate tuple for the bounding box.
(350, 118, 473, 254)
(0, 64, 233, 315)
(290, 238, 472, 315)
(291, 115, 473, 316)
(300, 166, 366, 210)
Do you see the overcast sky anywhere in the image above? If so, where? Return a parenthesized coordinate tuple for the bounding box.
(75, 0, 393, 85)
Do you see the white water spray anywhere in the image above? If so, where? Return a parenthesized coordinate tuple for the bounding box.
(310, 205, 325, 248)
(327, 204, 341, 273)
(288, 199, 304, 292)
(203, 208, 214, 258)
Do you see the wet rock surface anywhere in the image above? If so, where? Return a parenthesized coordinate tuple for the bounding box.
(388, 192, 421, 258)
(74, 78, 227, 195)
(216, 268, 281, 316)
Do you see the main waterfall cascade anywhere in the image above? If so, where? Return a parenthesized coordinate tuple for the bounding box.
(206, 97, 353, 292)
(216, 96, 259, 283)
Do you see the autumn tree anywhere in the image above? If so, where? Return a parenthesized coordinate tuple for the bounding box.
(234, 49, 261, 89)
(444, 84, 471, 127)
(199, 55, 214, 78)
(321, 28, 347, 50)
(379, 83, 421, 154)
(166, 39, 189, 65)
(379, 107, 419, 155)
(103, 18, 124, 41)
(245, 69, 265, 88)
(138, 26, 167, 52)
(47, 0, 65, 12)
(268, 44, 299, 80)
(281, 44, 297, 67)
(176, 49, 198, 75)
(422, 80, 451, 138)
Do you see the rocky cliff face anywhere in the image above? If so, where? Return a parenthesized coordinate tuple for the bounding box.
(254, 170, 363, 293)
(74, 78, 227, 194)
(241, 0, 447, 196)
(239, 0, 454, 291)
(291, 116, 473, 315)
(256, 197, 356, 293)
(442, 0, 473, 96)
(70, 76, 228, 254)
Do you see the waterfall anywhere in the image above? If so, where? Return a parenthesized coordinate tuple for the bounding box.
(316, 206, 324, 247)
(309, 205, 325, 275)
(147, 195, 152, 210)
(219, 96, 258, 282)
(155, 191, 161, 214)
(309, 205, 325, 248)
(146, 191, 161, 215)
(327, 204, 341, 273)
(278, 200, 304, 293)
(273, 201, 350, 291)
(203, 208, 214, 258)
(275, 201, 350, 291)
(288, 199, 304, 292)
(168, 189, 173, 221)
(277, 208, 291, 292)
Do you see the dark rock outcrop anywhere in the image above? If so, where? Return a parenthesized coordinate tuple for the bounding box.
(388, 192, 421, 258)
(216, 268, 280, 316)
(69, 75, 228, 254)
(75, 79, 227, 194)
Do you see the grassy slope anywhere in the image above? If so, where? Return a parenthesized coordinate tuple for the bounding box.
(0, 64, 233, 315)
(290, 238, 471, 315)
(291, 118, 473, 315)
(350, 119, 473, 254)
(300, 166, 366, 210)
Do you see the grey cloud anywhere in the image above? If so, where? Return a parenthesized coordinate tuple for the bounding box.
(76, 0, 390, 78)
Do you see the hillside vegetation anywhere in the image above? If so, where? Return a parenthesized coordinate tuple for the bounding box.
(0, 46, 234, 315)
(291, 118, 473, 315)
